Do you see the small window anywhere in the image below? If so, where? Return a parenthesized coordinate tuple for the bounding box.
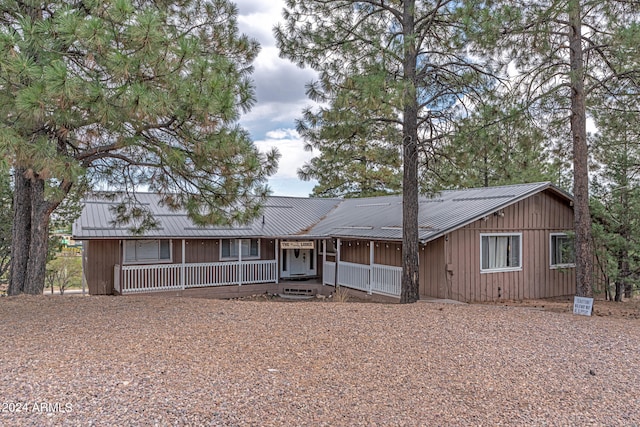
(550, 233, 575, 268)
(124, 240, 172, 264)
(480, 234, 522, 272)
(220, 239, 260, 260)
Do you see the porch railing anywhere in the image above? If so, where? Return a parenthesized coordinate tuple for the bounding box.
(325, 261, 401, 297)
(116, 260, 277, 294)
(323, 261, 336, 286)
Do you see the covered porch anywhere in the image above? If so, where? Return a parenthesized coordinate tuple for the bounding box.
(112, 237, 402, 298)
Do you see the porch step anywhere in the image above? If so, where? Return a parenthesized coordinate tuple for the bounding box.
(282, 288, 315, 296)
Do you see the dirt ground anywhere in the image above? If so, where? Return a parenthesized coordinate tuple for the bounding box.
(485, 295, 640, 320)
(233, 291, 640, 320)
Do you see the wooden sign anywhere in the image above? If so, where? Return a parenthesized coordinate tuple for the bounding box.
(281, 241, 314, 249)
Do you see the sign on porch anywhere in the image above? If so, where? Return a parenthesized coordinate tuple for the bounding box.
(281, 241, 315, 249)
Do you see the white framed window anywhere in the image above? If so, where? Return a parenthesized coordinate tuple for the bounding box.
(550, 233, 575, 268)
(124, 240, 172, 264)
(220, 239, 260, 260)
(480, 233, 522, 273)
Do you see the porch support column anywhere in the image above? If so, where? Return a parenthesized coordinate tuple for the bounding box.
(275, 239, 279, 284)
(334, 238, 340, 288)
(369, 240, 374, 295)
(238, 239, 243, 286)
(322, 239, 327, 286)
(181, 239, 186, 290)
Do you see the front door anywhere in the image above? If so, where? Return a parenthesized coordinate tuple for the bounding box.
(289, 249, 310, 276)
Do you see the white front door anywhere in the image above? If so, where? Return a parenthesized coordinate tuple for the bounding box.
(289, 249, 310, 275)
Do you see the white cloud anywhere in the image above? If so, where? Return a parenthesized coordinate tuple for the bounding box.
(234, 0, 319, 197)
(254, 128, 314, 181)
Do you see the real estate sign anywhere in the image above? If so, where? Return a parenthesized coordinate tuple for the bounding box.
(573, 296, 594, 316)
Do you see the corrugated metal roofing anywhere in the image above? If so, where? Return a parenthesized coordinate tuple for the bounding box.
(73, 182, 572, 242)
(73, 193, 341, 239)
(305, 182, 572, 242)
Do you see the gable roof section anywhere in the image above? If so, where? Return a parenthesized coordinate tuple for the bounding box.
(305, 182, 572, 242)
(73, 182, 572, 242)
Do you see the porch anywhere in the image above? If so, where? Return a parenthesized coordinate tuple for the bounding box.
(114, 260, 278, 294)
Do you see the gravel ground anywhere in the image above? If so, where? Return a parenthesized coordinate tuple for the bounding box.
(1, 295, 639, 426)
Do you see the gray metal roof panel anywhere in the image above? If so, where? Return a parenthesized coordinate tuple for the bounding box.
(307, 182, 570, 242)
(73, 194, 341, 240)
(73, 182, 571, 242)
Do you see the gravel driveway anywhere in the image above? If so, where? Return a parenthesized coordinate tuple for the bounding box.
(1, 295, 639, 426)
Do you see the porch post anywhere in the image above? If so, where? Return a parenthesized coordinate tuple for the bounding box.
(238, 239, 243, 286)
(275, 239, 279, 284)
(322, 239, 326, 286)
(334, 238, 340, 288)
(181, 239, 186, 290)
(369, 240, 374, 295)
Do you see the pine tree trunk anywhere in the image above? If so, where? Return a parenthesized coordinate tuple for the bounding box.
(400, 0, 420, 304)
(568, 0, 593, 298)
(9, 169, 63, 296)
(8, 167, 32, 296)
(24, 177, 51, 295)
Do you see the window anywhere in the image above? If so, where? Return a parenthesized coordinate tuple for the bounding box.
(550, 233, 575, 268)
(220, 239, 260, 260)
(124, 240, 171, 263)
(480, 234, 522, 272)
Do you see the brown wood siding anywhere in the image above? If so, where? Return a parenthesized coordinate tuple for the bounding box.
(439, 190, 575, 302)
(84, 240, 120, 295)
(374, 242, 402, 267)
(419, 239, 446, 298)
(339, 240, 370, 265)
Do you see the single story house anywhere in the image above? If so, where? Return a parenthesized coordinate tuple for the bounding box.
(73, 181, 576, 302)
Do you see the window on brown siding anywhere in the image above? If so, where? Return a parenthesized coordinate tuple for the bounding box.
(480, 234, 522, 272)
(220, 239, 260, 260)
(124, 240, 172, 264)
(550, 233, 575, 268)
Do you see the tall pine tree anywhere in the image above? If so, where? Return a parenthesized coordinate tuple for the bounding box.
(476, 0, 640, 297)
(1, 0, 278, 295)
(276, 0, 494, 303)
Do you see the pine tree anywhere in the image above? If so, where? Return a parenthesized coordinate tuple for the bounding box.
(276, 0, 493, 303)
(296, 80, 402, 198)
(0, 0, 278, 295)
(477, 0, 640, 297)
(591, 100, 640, 301)
(432, 90, 556, 190)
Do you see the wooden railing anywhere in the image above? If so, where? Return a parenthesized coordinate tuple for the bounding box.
(323, 261, 336, 286)
(327, 261, 401, 297)
(371, 264, 402, 297)
(116, 260, 277, 294)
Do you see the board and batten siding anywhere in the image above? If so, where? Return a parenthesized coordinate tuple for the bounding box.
(338, 240, 402, 267)
(84, 240, 120, 295)
(439, 190, 575, 302)
(419, 239, 447, 299)
(84, 238, 277, 295)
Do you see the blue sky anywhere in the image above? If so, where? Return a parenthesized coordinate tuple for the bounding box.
(235, 0, 319, 197)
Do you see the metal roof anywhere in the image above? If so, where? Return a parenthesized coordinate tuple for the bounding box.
(73, 182, 572, 242)
(306, 182, 571, 242)
(73, 193, 341, 239)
